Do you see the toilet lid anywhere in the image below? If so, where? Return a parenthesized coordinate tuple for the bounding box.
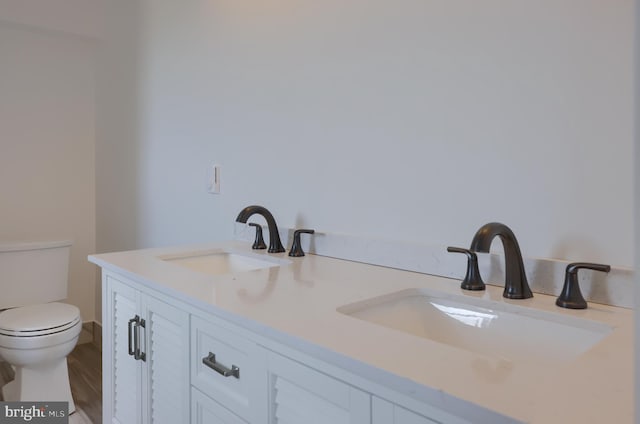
(0, 302, 80, 336)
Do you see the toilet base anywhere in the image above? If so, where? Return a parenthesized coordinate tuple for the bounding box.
(1, 358, 76, 414)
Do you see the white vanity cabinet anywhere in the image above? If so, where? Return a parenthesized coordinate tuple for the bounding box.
(100, 269, 485, 424)
(372, 397, 471, 424)
(373, 397, 436, 424)
(191, 387, 249, 424)
(190, 312, 371, 424)
(260, 349, 471, 424)
(190, 314, 263, 424)
(103, 273, 190, 424)
(263, 349, 371, 424)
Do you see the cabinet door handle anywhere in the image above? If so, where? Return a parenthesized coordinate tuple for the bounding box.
(134, 316, 146, 362)
(128, 316, 137, 356)
(202, 352, 240, 379)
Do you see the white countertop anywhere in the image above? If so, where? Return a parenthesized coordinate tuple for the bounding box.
(89, 241, 633, 423)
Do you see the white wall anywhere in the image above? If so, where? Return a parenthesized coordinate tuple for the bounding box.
(94, 0, 144, 322)
(0, 0, 103, 38)
(96, 0, 141, 255)
(0, 4, 99, 322)
(98, 1, 637, 415)
(97, 0, 634, 271)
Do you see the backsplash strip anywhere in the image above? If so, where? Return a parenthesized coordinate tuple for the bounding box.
(236, 226, 634, 309)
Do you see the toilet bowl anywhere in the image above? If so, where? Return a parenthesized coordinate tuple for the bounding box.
(0, 302, 81, 413)
(0, 240, 79, 414)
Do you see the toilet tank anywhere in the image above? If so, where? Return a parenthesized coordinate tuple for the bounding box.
(0, 240, 72, 309)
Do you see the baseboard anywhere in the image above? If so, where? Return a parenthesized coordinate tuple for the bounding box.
(78, 321, 102, 351)
(92, 321, 102, 351)
(79, 322, 93, 345)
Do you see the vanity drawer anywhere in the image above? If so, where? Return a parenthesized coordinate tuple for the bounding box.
(191, 315, 256, 422)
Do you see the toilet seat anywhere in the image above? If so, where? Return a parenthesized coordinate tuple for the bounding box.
(0, 302, 80, 337)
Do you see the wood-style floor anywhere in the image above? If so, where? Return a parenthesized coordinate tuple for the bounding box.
(0, 342, 102, 424)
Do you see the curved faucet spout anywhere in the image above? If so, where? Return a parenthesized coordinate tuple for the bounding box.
(470, 222, 533, 299)
(236, 205, 286, 253)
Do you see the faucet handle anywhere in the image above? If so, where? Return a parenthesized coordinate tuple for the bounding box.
(447, 247, 485, 291)
(556, 262, 611, 309)
(289, 229, 315, 257)
(248, 223, 267, 250)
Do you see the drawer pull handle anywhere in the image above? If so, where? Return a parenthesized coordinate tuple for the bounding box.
(202, 352, 240, 379)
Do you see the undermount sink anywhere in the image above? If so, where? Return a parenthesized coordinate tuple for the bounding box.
(338, 288, 612, 363)
(159, 249, 288, 276)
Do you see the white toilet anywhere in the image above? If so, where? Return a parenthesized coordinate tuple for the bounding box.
(0, 240, 81, 414)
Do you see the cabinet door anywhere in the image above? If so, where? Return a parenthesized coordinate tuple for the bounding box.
(191, 387, 248, 424)
(265, 351, 370, 424)
(142, 294, 190, 424)
(103, 276, 143, 424)
(372, 397, 471, 424)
